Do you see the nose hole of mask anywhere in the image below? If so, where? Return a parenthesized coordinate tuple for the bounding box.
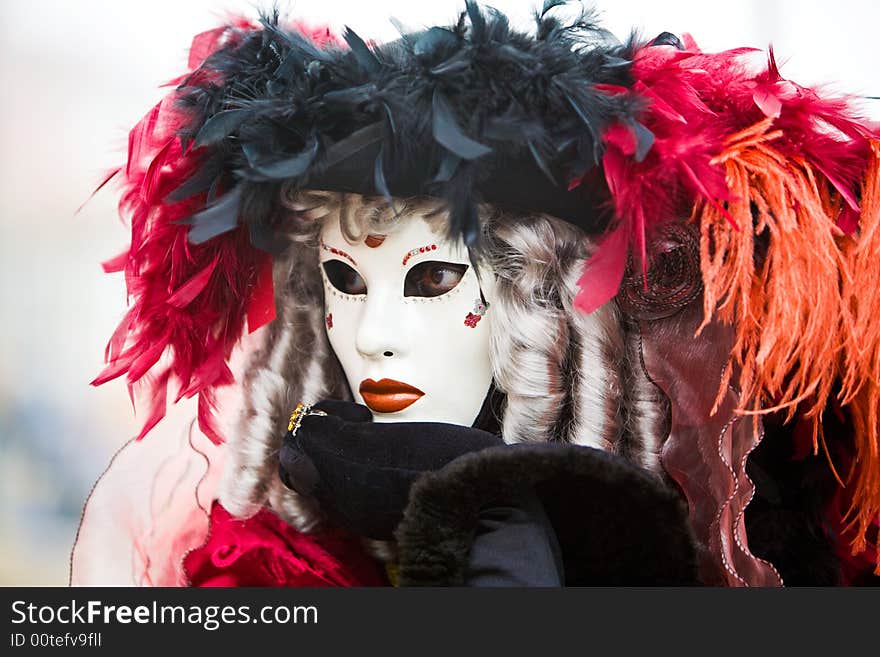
(383, 351, 393, 357)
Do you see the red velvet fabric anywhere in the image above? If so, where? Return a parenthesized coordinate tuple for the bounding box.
(184, 502, 389, 587)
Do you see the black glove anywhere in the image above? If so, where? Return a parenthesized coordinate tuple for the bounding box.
(278, 399, 504, 540)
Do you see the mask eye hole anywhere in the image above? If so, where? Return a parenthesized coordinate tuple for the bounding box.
(322, 260, 367, 295)
(404, 261, 468, 298)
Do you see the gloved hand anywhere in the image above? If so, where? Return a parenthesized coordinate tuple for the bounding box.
(278, 399, 504, 540)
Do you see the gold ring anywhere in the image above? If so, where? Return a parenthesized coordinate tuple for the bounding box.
(287, 402, 328, 437)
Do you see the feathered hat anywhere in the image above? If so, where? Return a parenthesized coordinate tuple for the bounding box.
(93, 1, 880, 579)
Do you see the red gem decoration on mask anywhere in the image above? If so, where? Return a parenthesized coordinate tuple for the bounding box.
(402, 243, 438, 266)
(325, 313, 333, 330)
(320, 240, 357, 267)
(464, 312, 481, 328)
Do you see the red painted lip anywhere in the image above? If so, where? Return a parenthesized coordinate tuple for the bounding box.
(359, 378, 425, 414)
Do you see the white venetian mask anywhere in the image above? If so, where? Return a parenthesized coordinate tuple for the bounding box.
(318, 205, 494, 426)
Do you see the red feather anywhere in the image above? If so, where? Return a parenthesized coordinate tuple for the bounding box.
(580, 36, 879, 313)
(91, 355, 134, 387)
(167, 256, 219, 309)
(76, 167, 121, 215)
(101, 250, 129, 274)
(134, 370, 170, 441)
(198, 392, 224, 445)
(574, 224, 628, 314)
(141, 138, 174, 205)
(95, 18, 346, 441)
(104, 307, 134, 363)
(127, 339, 168, 384)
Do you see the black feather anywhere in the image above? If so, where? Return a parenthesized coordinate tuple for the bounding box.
(434, 152, 461, 182)
(466, 1, 486, 42)
(171, 3, 644, 251)
(541, 0, 568, 17)
(206, 175, 223, 205)
(323, 83, 378, 105)
(651, 31, 684, 49)
(632, 121, 655, 162)
(193, 109, 250, 148)
(250, 140, 319, 180)
(563, 90, 598, 141)
(430, 55, 471, 76)
(528, 141, 558, 186)
(374, 146, 392, 206)
(432, 89, 492, 160)
(389, 17, 416, 43)
(241, 143, 260, 170)
(274, 48, 303, 81)
(413, 27, 461, 59)
(343, 26, 380, 74)
(603, 55, 632, 69)
(484, 113, 543, 142)
(184, 187, 243, 244)
(382, 103, 397, 136)
(447, 175, 481, 247)
(166, 162, 222, 203)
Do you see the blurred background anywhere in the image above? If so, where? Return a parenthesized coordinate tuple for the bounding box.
(0, 0, 877, 585)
